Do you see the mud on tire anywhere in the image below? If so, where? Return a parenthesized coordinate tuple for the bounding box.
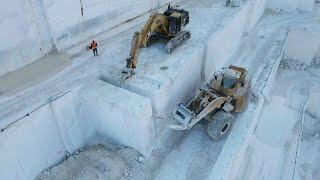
(207, 110, 235, 141)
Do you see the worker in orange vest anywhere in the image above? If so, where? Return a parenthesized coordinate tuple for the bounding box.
(89, 40, 98, 56)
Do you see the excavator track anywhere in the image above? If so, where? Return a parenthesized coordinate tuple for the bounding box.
(166, 31, 191, 54)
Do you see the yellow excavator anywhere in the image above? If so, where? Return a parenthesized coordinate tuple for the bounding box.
(123, 5, 191, 79)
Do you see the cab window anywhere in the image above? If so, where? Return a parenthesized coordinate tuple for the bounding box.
(222, 77, 237, 89)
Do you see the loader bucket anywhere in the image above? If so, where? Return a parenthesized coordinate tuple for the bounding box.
(173, 104, 194, 127)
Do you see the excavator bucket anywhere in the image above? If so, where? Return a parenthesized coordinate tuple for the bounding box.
(122, 68, 135, 81)
(121, 56, 136, 81)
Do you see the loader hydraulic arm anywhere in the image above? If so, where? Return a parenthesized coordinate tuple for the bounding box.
(126, 13, 168, 69)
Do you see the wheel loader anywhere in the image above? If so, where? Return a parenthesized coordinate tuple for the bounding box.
(123, 5, 191, 79)
(171, 65, 251, 140)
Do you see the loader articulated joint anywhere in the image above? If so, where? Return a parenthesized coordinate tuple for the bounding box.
(171, 65, 251, 140)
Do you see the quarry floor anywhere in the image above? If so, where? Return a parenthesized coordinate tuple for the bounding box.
(0, 0, 320, 180)
(237, 68, 320, 180)
(36, 68, 320, 180)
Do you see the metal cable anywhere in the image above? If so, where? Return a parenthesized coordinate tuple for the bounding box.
(0, 90, 71, 133)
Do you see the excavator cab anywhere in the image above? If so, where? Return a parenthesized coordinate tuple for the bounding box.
(164, 5, 190, 36)
(123, 4, 191, 80)
(168, 16, 180, 35)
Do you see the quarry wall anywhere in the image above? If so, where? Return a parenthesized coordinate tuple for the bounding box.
(1, 0, 317, 77)
(1, 0, 267, 178)
(283, 28, 320, 65)
(1, 0, 318, 179)
(0, 0, 270, 179)
(267, 0, 316, 12)
(0, 80, 155, 179)
(0, 0, 53, 77)
(0, 0, 175, 77)
(308, 92, 320, 119)
(0, 89, 92, 179)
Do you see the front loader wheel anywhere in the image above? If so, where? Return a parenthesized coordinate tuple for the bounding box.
(207, 110, 235, 141)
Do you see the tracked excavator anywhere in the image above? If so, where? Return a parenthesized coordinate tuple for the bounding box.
(123, 5, 191, 79)
(171, 65, 251, 140)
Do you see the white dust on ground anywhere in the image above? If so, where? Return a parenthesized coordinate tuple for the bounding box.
(238, 65, 320, 179)
(37, 124, 225, 180)
(0, 53, 72, 96)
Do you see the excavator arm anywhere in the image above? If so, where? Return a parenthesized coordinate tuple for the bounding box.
(125, 13, 169, 70)
(122, 6, 191, 80)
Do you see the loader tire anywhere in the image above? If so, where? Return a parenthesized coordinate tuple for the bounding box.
(207, 110, 235, 141)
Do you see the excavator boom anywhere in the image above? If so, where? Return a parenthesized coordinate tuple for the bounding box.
(123, 6, 190, 80)
(126, 13, 168, 70)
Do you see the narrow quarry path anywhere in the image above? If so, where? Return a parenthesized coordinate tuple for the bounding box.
(231, 10, 318, 77)
(154, 125, 225, 180)
(0, 54, 72, 96)
(36, 4, 320, 180)
(237, 69, 320, 180)
(233, 6, 320, 179)
(294, 82, 320, 180)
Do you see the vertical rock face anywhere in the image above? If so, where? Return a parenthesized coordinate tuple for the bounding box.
(0, 80, 155, 179)
(267, 0, 316, 12)
(2, 0, 314, 77)
(0, 0, 176, 76)
(42, 0, 174, 50)
(77, 80, 155, 156)
(307, 92, 320, 119)
(0, 104, 67, 180)
(283, 28, 320, 66)
(205, 2, 250, 80)
(0, 0, 53, 76)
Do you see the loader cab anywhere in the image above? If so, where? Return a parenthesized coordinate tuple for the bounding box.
(164, 5, 190, 35)
(222, 69, 241, 89)
(222, 77, 237, 89)
(213, 68, 242, 96)
(218, 66, 250, 112)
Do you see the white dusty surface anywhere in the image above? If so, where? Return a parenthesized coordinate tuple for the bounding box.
(0, 0, 178, 76)
(296, 96, 320, 180)
(283, 28, 320, 65)
(78, 80, 155, 156)
(209, 3, 319, 177)
(0, 54, 72, 95)
(236, 68, 320, 180)
(36, 145, 140, 180)
(0, 0, 53, 76)
(307, 91, 320, 118)
(1, 0, 228, 178)
(37, 124, 225, 180)
(0, 80, 154, 179)
(1, 0, 320, 180)
(268, 0, 316, 12)
(38, 4, 320, 180)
